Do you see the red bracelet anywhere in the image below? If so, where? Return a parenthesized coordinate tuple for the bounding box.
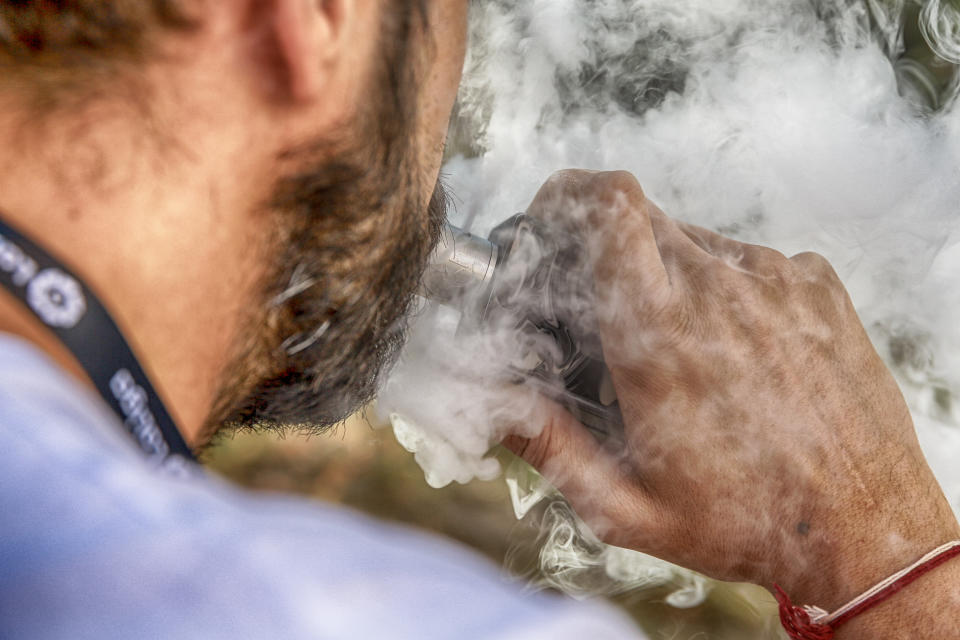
(774, 540, 960, 640)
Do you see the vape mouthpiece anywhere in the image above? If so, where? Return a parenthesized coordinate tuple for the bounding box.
(420, 224, 498, 310)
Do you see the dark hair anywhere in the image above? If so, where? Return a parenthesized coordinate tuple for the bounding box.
(0, 0, 195, 111)
(0, 1, 428, 107)
(0, 1, 193, 65)
(0, 1, 430, 64)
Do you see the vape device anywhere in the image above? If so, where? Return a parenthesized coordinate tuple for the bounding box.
(421, 216, 624, 439)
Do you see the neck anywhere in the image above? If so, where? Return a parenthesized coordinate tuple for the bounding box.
(0, 97, 271, 448)
(0, 290, 91, 386)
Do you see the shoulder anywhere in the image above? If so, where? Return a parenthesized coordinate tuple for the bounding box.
(0, 335, 640, 640)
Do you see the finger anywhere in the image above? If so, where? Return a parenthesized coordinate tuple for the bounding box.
(674, 221, 740, 257)
(586, 176, 674, 302)
(577, 177, 710, 376)
(501, 393, 661, 546)
(525, 170, 714, 293)
(643, 202, 717, 273)
(524, 169, 601, 230)
(522, 172, 675, 345)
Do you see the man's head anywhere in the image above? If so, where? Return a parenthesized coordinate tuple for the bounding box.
(0, 1, 469, 445)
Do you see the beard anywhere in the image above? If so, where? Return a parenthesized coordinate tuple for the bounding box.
(198, 5, 445, 445)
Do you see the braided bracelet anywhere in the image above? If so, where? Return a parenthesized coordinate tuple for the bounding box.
(774, 540, 960, 640)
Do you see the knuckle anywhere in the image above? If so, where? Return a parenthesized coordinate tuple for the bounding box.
(751, 244, 789, 267)
(592, 170, 645, 199)
(729, 244, 790, 280)
(791, 251, 839, 280)
(764, 248, 793, 280)
(503, 434, 537, 467)
(791, 250, 827, 267)
(537, 171, 647, 226)
(511, 421, 558, 471)
(543, 169, 592, 196)
(544, 169, 578, 188)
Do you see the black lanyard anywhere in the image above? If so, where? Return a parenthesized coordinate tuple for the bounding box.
(0, 214, 195, 464)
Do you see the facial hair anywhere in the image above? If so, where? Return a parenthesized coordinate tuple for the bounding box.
(201, 162, 446, 444)
(199, 5, 444, 445)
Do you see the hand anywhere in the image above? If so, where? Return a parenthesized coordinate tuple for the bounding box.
(503, 170, 960, 620)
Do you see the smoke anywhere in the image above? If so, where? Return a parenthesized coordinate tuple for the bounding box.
(377, 0, 960, 607)
(921, 0, 960, 65)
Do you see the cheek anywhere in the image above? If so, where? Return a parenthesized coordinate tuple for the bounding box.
(417, 5, 468, 177)
(430, 1, 469, 105)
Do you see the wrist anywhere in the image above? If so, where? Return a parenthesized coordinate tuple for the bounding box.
(771, 484, 960, 612)
(834, 548, 960, 639)
(770, 507, 960, 639)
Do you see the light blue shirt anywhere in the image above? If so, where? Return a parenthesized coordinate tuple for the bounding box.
(0, 334, 639, 639)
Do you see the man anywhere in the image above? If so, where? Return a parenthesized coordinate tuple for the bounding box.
(0, 2, 956, 639)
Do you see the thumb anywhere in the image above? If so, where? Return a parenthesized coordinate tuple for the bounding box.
(501, 395, 662, 548)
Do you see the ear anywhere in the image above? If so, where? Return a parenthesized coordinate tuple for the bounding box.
(269, 0, 353, 103)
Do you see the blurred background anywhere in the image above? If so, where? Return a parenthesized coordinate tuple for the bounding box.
(206, 418, 783, 639)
